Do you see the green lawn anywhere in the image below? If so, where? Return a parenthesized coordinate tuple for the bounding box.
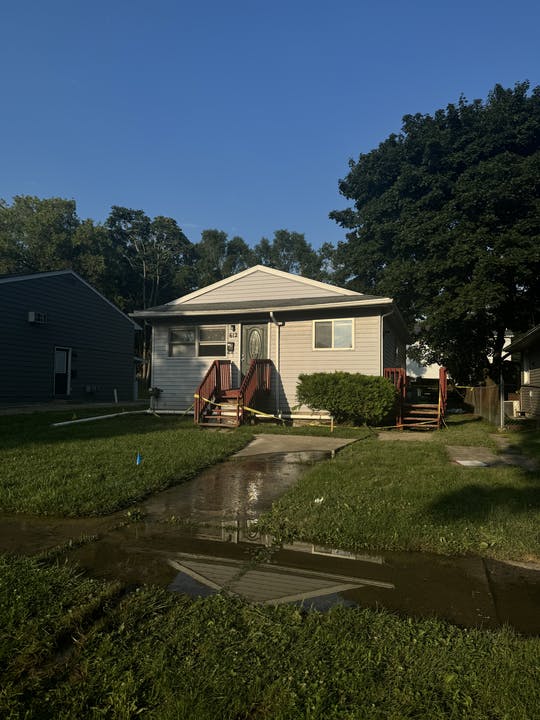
(0, 411, 253, 516)
(259, 417, 540, 561)
(1, 411, 539, 561)
(2, 555, 539, 720)
(2, 413, 540, 718)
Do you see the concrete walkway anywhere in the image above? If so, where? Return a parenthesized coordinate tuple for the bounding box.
(233, 434, 357, 457)
(447, 443, 537, 470)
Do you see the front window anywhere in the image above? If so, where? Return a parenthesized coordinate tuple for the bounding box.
(198, 326, 227, 356)
(169, 326, 226, 357)
(313, 319, 353, 349)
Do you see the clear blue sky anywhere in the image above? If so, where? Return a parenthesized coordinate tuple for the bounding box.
(2, 0, 539, 249)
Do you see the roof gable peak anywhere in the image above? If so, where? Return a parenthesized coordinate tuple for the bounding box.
(168, 264, 361, 305)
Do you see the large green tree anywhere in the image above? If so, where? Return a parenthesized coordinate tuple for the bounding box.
(252, 229, 328, 280)
(0, 196, 108, 287)
(192, 229, 254, 287)
(330, 82, 540, 382)
(105, 206, 194, 311)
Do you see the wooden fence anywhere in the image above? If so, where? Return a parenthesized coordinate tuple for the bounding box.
(464, 384, 500, 425)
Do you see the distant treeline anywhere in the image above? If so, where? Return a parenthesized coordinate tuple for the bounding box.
(0, 197, 335, 312)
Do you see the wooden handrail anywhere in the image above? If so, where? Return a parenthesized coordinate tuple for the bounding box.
(194, 360, 232, 423)
(384, 367, 407, 400)
(439, 366, 448, 417)
(237, 359, 272, 422)
(384, 367, 407, 427)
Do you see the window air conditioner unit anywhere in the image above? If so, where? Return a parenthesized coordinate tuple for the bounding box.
(28, 311, 48, 324)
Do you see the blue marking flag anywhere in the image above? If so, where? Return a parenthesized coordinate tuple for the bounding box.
(136, 452, 142, 466)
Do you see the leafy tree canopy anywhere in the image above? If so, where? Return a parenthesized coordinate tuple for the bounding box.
(105, 206, 194, 310)
(330, 82, 540, 382)
(0, 195, 107, 286)
(252, 229, 330, 281)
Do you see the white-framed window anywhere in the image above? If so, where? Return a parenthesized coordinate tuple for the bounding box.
(313, 318, 354, 350)
(168, 325, 227, 357)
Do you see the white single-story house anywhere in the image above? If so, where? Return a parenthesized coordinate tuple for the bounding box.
(133, 265, 408, 423)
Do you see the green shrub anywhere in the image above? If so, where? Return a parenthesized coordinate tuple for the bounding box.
(296, 372, 397, 425)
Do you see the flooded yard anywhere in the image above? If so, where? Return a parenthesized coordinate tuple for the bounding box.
(2, 448, 540, 636)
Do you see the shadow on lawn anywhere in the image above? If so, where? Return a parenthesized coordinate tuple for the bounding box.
(426, 481, 540, 522)
(0, 413, 200, 451)
(443, 415, 484, 427)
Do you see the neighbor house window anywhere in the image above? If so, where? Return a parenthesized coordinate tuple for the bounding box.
(169, 326, 227, 357)
(313, 319, 353, 349)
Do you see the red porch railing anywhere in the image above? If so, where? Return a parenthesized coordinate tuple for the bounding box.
(438, 366, 448, 421)
(384, 367, 407, 426)
(237, 359, 272, 424)
(194, 360, 232, 424)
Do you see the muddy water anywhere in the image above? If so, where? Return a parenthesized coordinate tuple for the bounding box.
(1, 451, 539, 635)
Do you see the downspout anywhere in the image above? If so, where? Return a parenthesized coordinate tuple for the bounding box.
(380, 307, 394, 375)
(269, 311, 284, 414)
(499, 348, 512, 429)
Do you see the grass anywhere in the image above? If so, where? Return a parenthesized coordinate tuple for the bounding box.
(513, 427, 540, 463)
(2, 414, 539, 717)
(0, 411, 253, 516)
(1, 411, 538, 560)
(258, 416, 540, 561)
(1, 555, 539, 720)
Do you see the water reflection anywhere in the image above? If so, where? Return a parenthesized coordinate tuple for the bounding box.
(1, 449, 539, 635)
(142, 452, 327, 522)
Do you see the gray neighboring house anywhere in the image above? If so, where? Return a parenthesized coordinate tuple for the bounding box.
(506, 324, 540, 416)
(133, 265, 408, 419)
(1, 270, 139, 404)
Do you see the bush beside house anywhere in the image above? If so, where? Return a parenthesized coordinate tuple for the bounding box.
(296, 372, 397, 425)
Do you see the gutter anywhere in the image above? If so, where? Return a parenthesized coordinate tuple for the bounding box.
(269, 311, 284, 414)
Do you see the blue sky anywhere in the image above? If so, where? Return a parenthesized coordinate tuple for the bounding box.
(2, 0, 539, 249)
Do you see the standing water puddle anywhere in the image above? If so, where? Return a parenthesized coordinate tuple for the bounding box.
(1, 450, 539, 635)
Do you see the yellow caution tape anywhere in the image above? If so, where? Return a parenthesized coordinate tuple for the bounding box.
(194, 394, 280, 421)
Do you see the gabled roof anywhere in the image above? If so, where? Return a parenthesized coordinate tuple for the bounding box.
(133, 264, 394, 318)
(132, 265, 409, 338)
(167, 265, 361, 305)
(0, 269, 140, 329)
(505, 324, 540, 353)
(134, 294, 393, 316)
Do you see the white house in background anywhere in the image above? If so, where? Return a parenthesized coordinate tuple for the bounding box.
(133, 265, 408, 421)
(406, 355, 442, 380)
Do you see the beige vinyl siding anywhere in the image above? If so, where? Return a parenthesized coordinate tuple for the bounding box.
(180, 270, 349, 305)
(278, 315, 381, 413)
(150, 313, 390, 415)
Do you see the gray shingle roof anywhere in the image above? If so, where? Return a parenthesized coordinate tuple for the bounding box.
(133, 293, 389, 317)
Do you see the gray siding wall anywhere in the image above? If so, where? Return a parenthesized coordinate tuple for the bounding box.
(151, 321, 243, 410)
(1, 274, 135, 403)
(383, 317, 406, 370)
(151, 312, 383, 415)
(520, 346, 540, 416)
(181, 269, 350, 304)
